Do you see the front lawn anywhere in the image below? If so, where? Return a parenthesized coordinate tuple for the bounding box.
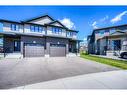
(80, 53, 127, 69)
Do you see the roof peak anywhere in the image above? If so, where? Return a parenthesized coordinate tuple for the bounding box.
(23, 14, 55, 22)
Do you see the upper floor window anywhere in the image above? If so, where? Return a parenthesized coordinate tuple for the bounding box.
(100, 30, 104, 35)
(67, 32, 76, 36)
(105, 29, 109, 33)
(109, 28, 116, 34)
(30, 25, 43, 32)
(52, 27, 62, 34)
(11, 24, 19, 31)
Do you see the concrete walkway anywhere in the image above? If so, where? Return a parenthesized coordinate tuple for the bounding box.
(14, 70, 127, 89)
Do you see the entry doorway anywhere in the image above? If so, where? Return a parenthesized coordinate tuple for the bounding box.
(113, 40, 121, 50)
(14, 40, 21, 52)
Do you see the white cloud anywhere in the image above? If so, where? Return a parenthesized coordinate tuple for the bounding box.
(92, 21, 98, 29)
(60, 18, 75, 29)
(110, 11, 127, 23)
(91, 15, 109, 29)
(100, 15, 109, 22)
(83, 37, 87, 41)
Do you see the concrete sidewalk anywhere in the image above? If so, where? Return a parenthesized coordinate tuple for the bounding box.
(14, 70, 127, 89)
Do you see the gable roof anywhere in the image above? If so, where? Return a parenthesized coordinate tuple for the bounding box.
(93, 24, 127, 31)
(23, 15, 54, 22)
(0, 14, 78, 33)
(110, 31, 125, 35)
(68, 29, 79, 33)
(47, 20, 68, 29)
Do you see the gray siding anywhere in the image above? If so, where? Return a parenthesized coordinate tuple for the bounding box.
(21, 36, 45, 54)
(21, 36, 69, 56)
(4, 37, 14, 53)
(45, 37, 69, 55)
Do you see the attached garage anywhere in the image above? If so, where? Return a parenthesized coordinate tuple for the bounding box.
(50, 44, 66, 57)
(24, 43, 45, 57)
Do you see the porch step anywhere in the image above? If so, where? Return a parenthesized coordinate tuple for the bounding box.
(5, 53, 22, 59)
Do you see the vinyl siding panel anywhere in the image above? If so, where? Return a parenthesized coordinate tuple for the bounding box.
(3, 22, 23, 33)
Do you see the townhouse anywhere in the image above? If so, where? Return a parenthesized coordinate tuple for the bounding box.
(87, 24, 127, 56)
(0, 15, 80, 58)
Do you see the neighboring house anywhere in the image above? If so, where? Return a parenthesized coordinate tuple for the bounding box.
(80, 42, 87, 53)
(87, 24, 127, 56)
(0, 15, 80, 58)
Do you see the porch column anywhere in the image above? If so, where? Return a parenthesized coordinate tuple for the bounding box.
(76, 41, 80, 54)
(20, 41, 23, 55)
(66, 44, 69, 54)
(45, 37, 50, 57)
(105, 36, 108, 55)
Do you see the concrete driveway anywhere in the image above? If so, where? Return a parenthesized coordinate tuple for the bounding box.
(0, 57, 119, 89)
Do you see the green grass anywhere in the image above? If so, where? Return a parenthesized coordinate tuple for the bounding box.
(80, 53, 127, 69)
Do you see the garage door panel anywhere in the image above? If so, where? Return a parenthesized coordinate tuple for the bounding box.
(50, 44, 66, 57)
(24, 44, 44, 57)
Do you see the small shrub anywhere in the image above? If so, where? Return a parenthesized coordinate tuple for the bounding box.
(80, 51, 88, 55)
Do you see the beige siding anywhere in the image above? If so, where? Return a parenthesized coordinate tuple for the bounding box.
(24, 24, 45, 34)
(50, 22, 63, 27)
(3, 22, 23, 33)
(24, 24, 30, 33)
(67, 31, 77, 39)
(2, 21, 77, 40)
(47, 26, 52, 35)
(29, 17, 53, 25)
(47, 26, 67, 37)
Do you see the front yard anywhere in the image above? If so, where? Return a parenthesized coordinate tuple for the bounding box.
(80, 53, 127, 69)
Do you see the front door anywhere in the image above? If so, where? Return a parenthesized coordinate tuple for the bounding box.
(113, 40, 121, 50)
(14, 40, 20, 51)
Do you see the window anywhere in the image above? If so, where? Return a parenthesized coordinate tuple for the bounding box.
(30, 25, 43, 32)
(105, 29, 109, 33)
(52, 27, 62, 34)
(39, 27, 43, 32)
(30, 25, 35, 32)
(67, 32, 75, 37)
(73, 32, 77, 36)
(11, 24, 19, 31)
(35, 26, 38, 32)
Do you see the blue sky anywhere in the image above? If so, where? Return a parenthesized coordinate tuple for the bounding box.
(0, 6, 127, 41)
